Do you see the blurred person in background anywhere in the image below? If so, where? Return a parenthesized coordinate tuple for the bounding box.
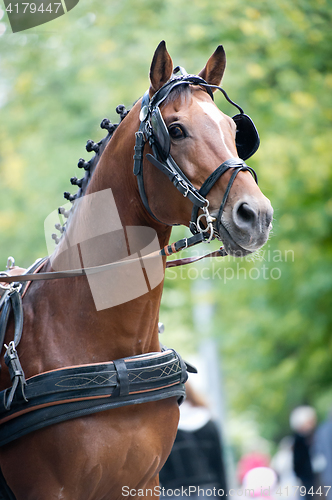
(290, 406, 318, 499)
(160, 383, 227, 499)
(271, 436, 300, 499)
(313, 408, 332, 499)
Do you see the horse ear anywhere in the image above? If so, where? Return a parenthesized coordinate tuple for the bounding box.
(198, 45, 226, 90)
(149, 41, 173, 96)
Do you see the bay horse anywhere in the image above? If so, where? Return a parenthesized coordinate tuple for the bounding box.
(0, 42, 273, 500)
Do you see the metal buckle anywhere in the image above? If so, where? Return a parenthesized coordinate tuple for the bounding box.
(4, 340, 16, 353)
(183, 238, 188, 249)
(196, 203, 216, 243)
(0, 273, 22, 293)
(179, 180, 189, 198)
(10, 282, 22, 294)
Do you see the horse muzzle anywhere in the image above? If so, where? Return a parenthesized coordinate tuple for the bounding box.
(214, 195, 274, 257)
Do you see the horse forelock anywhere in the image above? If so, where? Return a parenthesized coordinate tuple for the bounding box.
(159, 81, 213, 113)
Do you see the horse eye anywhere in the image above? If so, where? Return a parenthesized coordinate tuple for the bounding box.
(169, 125, 185, 140)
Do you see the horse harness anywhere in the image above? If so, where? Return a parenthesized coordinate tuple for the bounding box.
(0, 258, 194, 450)
(0, 69, 260, 495)
(134, 66, 259, 242)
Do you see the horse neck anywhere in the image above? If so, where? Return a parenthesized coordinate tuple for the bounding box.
(45, 104, 172, 361)
(85, 103, 173, 255)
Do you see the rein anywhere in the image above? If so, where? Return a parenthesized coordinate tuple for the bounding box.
(0, 237, 227, 285)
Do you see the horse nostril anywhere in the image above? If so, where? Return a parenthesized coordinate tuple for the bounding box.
(235, 202, 257, 228)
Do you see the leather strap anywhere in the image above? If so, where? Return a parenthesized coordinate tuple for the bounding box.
(0, 289, 9, 311)
(0, 348, 189, 447)
(113, 358, 129, 397)
(0, 289, 24, 355)
(161, 232, 206, 257)
(166, 247, 227, 268)
(0, 298, 11, 353)
(0, 232, 227, 285)
(146, 154, 207, 208)
(9, 291, 23, 347)
(133, 92, 165, 224)
(4, 342, 28, 410)
(190, 158, 257, 235)
(149, 75, 214, 109)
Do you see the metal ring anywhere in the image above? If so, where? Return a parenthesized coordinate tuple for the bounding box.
(197, 213, 209, 233)
(6, 256, 15, 270)
(196, 205, 215, 243)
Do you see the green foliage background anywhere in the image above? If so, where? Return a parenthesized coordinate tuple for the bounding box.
(0, 0, 331, 449)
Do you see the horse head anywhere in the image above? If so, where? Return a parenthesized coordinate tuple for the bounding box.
(136, 41, 273, 257)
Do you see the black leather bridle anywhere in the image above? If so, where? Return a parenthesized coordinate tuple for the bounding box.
(133, 67, 259, 243)
(0, 70, 263, 291)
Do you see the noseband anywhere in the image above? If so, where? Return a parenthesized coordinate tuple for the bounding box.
(133, 68, 259, 241)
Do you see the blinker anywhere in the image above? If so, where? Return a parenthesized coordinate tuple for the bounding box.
(232, 113, 260, 161)
(150, 107, 171, 160)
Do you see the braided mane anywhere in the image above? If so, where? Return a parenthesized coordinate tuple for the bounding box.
(52, 105, 129, 244)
